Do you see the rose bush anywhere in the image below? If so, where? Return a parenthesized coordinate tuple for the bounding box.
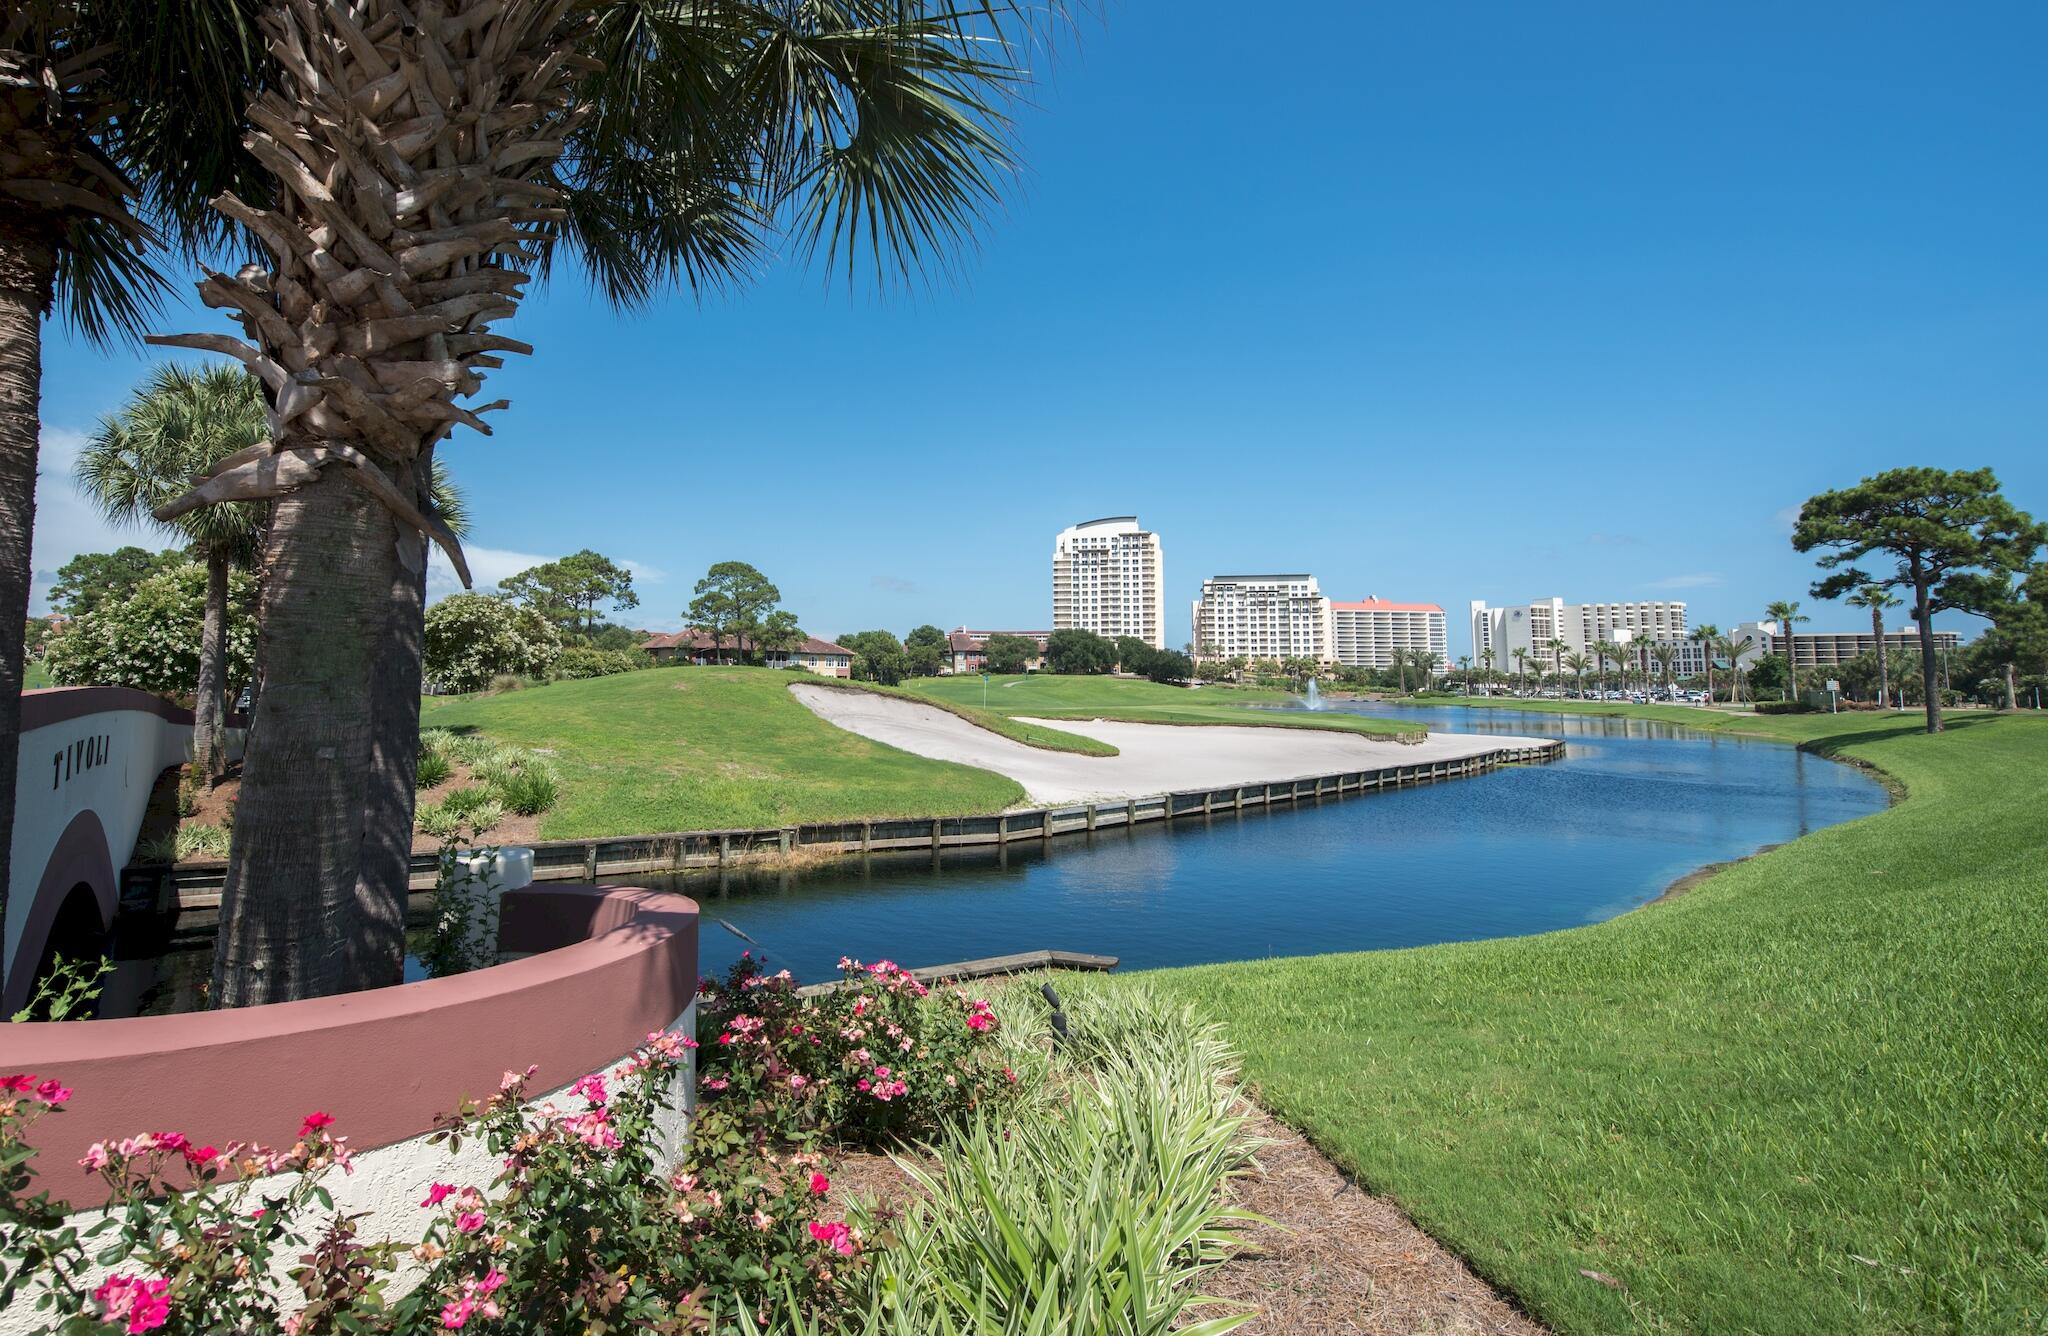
(0, 1030, 870, 1333)
(693, 954, 1020, 1149)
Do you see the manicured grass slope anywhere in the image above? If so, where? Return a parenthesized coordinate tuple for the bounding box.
(1143, 712, 2048, 1333)
(422, 667, 1025, 836)
(910, 674, 1425, 738)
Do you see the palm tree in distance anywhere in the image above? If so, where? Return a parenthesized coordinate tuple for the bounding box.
(79, 364, 266, 782)
(1413, 650, 1442, 689)
(0, 2, 270, 972)
(1651, 642, 1679, 699)
(1512, 648, 1530, 694)
(1564, 652, 1590, 698)
(1479, 647, 1495, 693)
(147, 0, 1071, 1008)
(1765, 600, 1809, 701)
(1590, 638, 1618, 697)
(1692, 623, 1721, 703)
(1715, 632, 1754, 705)
(1547, 637, 1568, 697)
(1846, 585, 1902, 707)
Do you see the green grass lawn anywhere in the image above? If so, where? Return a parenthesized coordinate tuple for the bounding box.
(1141, 711, 2048, 1333)
(908, 673, 1426, 738)
(1398, 692, 1926, 735)
(422, 667, 1027, 836)
(23, 660, 52, 690)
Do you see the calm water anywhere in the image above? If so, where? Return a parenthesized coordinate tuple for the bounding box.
(643, 704, 1888, 984)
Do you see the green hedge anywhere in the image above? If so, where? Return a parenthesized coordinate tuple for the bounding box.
(1751, 700, 1815, 715)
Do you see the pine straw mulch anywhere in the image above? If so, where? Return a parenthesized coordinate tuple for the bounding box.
(821, 1095, 1547, 1336)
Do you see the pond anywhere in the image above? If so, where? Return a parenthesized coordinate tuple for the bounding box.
(648, 704, 1889, 983)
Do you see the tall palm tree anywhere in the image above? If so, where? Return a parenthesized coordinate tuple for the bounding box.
(1511, 647, 1530, 694)
(1845, 585, 1901, 707)
(1479, 647, 1494, 692)
(1691, 623, 1721, 703)
(78, 364, 266, 782)
(149, 0, 1065, 1007)
(1389, 647, 1410, 692)
(1546, 637, 1568, 696)
(1564, 651, 1590, 698)
(0, 1, 267, 976)
(1764, 600, 1808, 701)
(1456, 654, 1471, 694)
(1412, 650, 1442, 688)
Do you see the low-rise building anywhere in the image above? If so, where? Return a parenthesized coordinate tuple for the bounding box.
(1763, 624, 1961, 668)
(943, 628, 1051, 674)
(640, 630, 854, 677)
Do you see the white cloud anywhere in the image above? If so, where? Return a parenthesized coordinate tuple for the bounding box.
(1773, 504, 1802, 535)
(1646, 572, 1725, 590)
(29, 426, 184, 614)
(427, 542, 556, 598)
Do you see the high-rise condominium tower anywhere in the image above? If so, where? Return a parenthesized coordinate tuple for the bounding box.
(1052, 516, 1166, 650)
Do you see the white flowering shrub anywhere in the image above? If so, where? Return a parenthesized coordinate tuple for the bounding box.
(424, 593, 561, 693)
(45, 563, 255, 697)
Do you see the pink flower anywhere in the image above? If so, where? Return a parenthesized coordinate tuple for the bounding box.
(751, 1208, 774, 1231)
(809, 1172, 830, 1196)
(34, 1077, 71, 1106)
(568, 1073, 608, 1107)
(788, 1074, 808, 1090)
(79, 1142, 110, 1171)
(421, 1182, 457, 1208)
(299, 1111, 335, 1137)
(93, 1275, 171, 1333)
(809, 1220, 856, 1256)
(0, 1074, 32, 1093)
(966, 1013, 991, 1031)
(1004, 1067, 1019, 1084)
(454, 1210, 487, 1234)
(702, 1077, 729, 1091)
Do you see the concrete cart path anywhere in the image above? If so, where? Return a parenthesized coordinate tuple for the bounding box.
(790, 684, 1555, 806)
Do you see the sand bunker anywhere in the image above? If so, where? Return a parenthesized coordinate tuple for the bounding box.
(791, 685, 1553, 806)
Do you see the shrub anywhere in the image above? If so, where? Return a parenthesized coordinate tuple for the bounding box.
(414, 752, 452, 789)
(414, 801, 461, 841)
(44, 563, 257, 695)
(488, 673, 526, 694)
(439, 785, 495, 818)
(551, 646, 644, 680)
(694, 954, 1020, 1148)
(494, 766, 559, 816)
(418, 728, 456, 760)
(136, 824, 232, 864)
(1752, 700, 1814, 715)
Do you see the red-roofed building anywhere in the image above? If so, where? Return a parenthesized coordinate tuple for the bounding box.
(641, 630, 854, 677)
(944, 628, 1050, 675)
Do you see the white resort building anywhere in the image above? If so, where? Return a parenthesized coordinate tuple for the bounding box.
(1329, 598, 1449, 670)
(1190, 579, 1447, 672)
(1052, 516, 1166, 650)
(1190, 575, 1328, 662)
(1469, 598, 1689, 671)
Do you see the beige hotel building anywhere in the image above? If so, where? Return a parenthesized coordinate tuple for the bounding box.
(1052, 516, 1166, 650)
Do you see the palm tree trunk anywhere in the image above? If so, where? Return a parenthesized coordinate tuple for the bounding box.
(350, 457, 433, 988)
(2004, 661, 2018, 712)
(1871, 603, 1889, 708)
(213, 467, 406, 1006)
(0, 229, 55, 977)
(194, 547, 229, 784)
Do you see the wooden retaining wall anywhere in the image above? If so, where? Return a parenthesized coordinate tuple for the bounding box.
(155, 739, 1563, 910)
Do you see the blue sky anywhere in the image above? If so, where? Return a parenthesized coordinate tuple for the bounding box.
(33, 1, 2047, 657)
